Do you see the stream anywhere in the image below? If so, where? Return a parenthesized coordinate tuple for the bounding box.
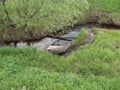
(0, 23, 120, 54)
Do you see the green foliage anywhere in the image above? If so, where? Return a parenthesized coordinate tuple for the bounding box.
(86, 0, 120, 26)
(0, 0, 89, 32)
(0, 29, 120, 89)
(88, 0, 120, 13)
(0, 0, 120, 89)
(0, 0, 120, 42)
(1, 68, 120, 90)
(91, 27, 99, 35)
(70, 28, 89, 49)
(74, 28, 88, 43)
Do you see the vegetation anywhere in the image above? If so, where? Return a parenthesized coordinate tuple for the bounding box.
(0, 0, 88, 31)
(0, 0, 89, 41)
(87, 0, 120, 25)
(0, 0, 120, 90)
(88, 0, 120, 13)
(0, 29, 120, 89)
(0, 0, 120, 41)
(0, 0, 119, 32)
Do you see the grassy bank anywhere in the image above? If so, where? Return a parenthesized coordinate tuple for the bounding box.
(88, 0, 120, 13)
(86, 0, 120, 25)
(0, 28, 120, 89)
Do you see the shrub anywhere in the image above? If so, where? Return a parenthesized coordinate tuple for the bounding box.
(0, 0, 89, 32)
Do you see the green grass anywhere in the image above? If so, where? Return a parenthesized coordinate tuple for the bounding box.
(86, 0, 120, 25)
(0, 29, 120, 89)
(88, 0, 120, 13)
(0, 0, 120, 89)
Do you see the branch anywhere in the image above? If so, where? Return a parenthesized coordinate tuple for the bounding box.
(2, 0, 11, 22)
(28, 0, 44, 18)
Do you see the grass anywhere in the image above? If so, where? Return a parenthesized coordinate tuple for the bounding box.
(88, 0, 120, 13)
(0, 29, 120, 89)
(87, 0, 120, 24)
(0, 0, 120, 89)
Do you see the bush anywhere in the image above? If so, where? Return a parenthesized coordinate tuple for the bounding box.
(0, 0, 89, 32)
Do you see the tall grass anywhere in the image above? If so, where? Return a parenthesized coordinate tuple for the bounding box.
(0, 29, 120, 89)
